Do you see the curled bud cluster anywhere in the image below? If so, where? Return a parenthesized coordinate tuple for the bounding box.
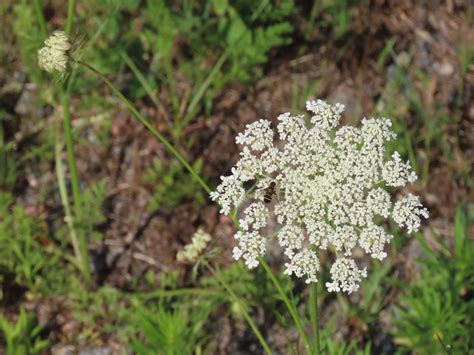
(38, 31, 72, 73)
(211, 99, 429, 294)
(177, 229, 212, 264)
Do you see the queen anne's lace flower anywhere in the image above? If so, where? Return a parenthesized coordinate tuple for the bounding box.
(38, 31, 72, 73)
(211, 100, 428, 292)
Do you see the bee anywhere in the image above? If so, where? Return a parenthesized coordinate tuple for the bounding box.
(263, 181, 277, 203)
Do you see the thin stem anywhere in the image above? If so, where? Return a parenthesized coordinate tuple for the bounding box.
(61, 94, 81, 212)
(64, 0, 92, 283)
(0, 120, 5, 184)
(61, 91, 91, 283)
(61, 27, 91, 281)
(54, 111, 83, 274)
(310, 281, 321, 354)
(65, 0, 75, 34)
(208, 264, 272, 355)
(259, 258, 313, 354)
(79, 61, 211, 194)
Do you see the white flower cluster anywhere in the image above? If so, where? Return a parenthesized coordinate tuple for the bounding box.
(38, 31, 71, 73)
(211, 100, 429, 294)
(177, 229, 212, 263)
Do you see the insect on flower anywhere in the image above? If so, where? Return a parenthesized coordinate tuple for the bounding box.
(263, 181, 277, 203)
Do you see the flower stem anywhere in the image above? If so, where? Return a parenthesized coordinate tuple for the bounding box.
(208, 264, 272, 355)
(61, 92, 91, 283)
(54, 0, 91, 281)
(259, 258, 313, 354)
(54, 109, 83, 275)
(61, 94, 81, 212)
(65, 0, 75, 34)
(310, 281, 321, 354)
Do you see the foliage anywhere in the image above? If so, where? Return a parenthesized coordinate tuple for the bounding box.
(12, 1, 45, 82)
(80, 0, 295, 138)
(0, 307, 49, 355)
(376, 52, 471, 186)
(304, 0, 354, 40)
(129, 292, 216, 354)
(201, 263, 259, 315)
(337, 261, 392, 325)
(0, 193, 59, 291)
(144, 159, 205, 211)
(208, 0, 295, 82)
(67, 283, 131, 342)
(140, 0, 294, 82)
(76, 178, 107, 241)
(320, 319, 372, 355)
(393, 204, 474, 353)
(0, 119, 20, 191)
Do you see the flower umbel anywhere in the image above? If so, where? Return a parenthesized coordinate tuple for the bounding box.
(211, 100, 429, 293)
(38, 31, 72, 74)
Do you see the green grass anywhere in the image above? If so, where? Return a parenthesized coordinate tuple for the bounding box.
(393, 204, 474, 352)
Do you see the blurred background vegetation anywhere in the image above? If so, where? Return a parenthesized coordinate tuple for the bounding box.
(0, 0, 473, 353)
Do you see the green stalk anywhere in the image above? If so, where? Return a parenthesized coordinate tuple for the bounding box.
(260, 258, 313, 354)
(209, 265, 272, 355)
(65, 0, 75, 34)
(56, 98, 91, 282)
(61, 91, 91, 282)
(0, 120, 5, 184)
(310, 281, 321, 354)
(61, 94, 81, 213)
(54, 112, 83, 274)
(61, 0, 91, 282)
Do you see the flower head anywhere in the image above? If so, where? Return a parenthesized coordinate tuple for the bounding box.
(211, 100, 428, 292)
(392, 194, 429, 233)
(326, 257, 367, 294)
(177, 229, 212, 264)
(38, 31, 72, 74)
